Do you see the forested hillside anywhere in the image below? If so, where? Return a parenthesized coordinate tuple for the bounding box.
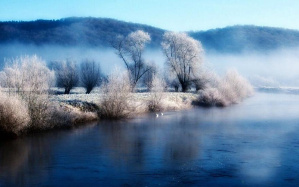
(1, 17, 299, 53)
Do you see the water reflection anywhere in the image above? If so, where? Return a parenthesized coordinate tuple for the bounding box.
(0, 136, 52, 186)
(1, 93, 299, 186)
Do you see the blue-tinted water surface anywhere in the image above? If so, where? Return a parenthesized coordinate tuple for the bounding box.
(1, 92, 299, 186)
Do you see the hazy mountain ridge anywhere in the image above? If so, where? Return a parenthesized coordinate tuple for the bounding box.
(0, 17, 165, 48)
(1, 17, 299, 53)
(190, 25, 299, 53)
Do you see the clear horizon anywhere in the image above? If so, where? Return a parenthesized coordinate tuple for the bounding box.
(0, 0, 298, 31)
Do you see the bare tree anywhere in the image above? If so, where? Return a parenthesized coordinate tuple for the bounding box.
(162, 32, 204, 92)
(80, 60, 102, 94)
(112, 30, 152, 90)
(55, 60, 79, 94)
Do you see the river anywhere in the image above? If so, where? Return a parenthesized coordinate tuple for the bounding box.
(1, 92, 299, 186)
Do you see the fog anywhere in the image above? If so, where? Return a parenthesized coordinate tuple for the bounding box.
(205, 48, 299, 87)
(1, 43, 299, 87)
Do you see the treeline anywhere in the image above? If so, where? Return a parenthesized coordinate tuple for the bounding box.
(0, 31, 254, 136)
(1, 17, 299, 53)
(0, 30, 254, 96)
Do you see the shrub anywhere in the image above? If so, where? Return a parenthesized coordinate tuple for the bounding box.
(148, 74, 166, 112)
(0, 92, 30, 135)
(50, 103, 98, 127)
(26, 95, 55, 130)
(0, 55, 57, 132)
(193, 70, 214, 91)
(99, 69, 132, 119)
(197, 69, 254, 107)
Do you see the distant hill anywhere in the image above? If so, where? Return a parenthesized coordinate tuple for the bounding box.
(1, 17, 299, 53)
(190, 25, 299, 53)
(0, 17, 165, 48)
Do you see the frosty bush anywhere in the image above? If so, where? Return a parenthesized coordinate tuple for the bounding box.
(0, 55, 57, 131)
(99, 69, 132, 119)
(197, 69, 254, 107)
(148, 74, 166, 112)
(0, 92, 30, 135)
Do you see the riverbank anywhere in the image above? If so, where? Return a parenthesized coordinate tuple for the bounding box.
(50, 92, 198, 116)
(0, 91, 199, 138)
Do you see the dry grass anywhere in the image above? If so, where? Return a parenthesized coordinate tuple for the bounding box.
(50, 103, 98, 127)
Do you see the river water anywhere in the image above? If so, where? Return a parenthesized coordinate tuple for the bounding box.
(1, 92, 299, 186)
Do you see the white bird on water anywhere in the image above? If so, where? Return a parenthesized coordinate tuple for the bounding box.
(156, 113, 159, 118)
(161, 113, 164, 116)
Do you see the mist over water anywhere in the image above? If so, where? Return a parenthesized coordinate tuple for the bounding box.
(0, 43, 164, 75)
(205, 48, 299, 87)
(1, 43, 299, 87)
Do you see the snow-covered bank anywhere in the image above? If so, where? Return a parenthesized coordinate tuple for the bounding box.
(50, 92, 198, 113)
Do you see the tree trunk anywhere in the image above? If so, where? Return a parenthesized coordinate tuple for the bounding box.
(86, 87, 92, 94)
(181, 83, 189, 92)
(64, 87, 71, 94)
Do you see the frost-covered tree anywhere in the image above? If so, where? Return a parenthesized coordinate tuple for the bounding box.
(112, 30, 152, 90)
(80, 60, 102, 94)
(55, 60, 79, 94)
(1, 55, 55, 95)
(162, 32, 204, 92)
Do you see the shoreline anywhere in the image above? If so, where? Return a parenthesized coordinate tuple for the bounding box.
(1, 92, 199, 139)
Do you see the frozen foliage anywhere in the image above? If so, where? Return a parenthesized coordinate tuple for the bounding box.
(162, 32, 204, 92)
(112, 30, 152, 89)
(80, 60, 102, 94)
(0, 55, 98, 135)
(1, 55, 55, 94)
(193, 69, 214, 91)
(142, 63, 157, 91)
(0, 55, 59, 130)
(0, 91, 30, 135)
(50, 102, 98, 127)
(55, 60, 79, 94)
(148, 74, 166, 112)
(197, 69, 254, 107)
(164, 69, 181, 92)
(0, 55, 77, 133)
(99, 69, 133, 119)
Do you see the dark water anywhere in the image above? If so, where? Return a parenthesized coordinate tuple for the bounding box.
(1, 92, 299, 187)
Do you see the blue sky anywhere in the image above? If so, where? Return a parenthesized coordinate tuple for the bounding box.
(0, 0, 298, 31)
